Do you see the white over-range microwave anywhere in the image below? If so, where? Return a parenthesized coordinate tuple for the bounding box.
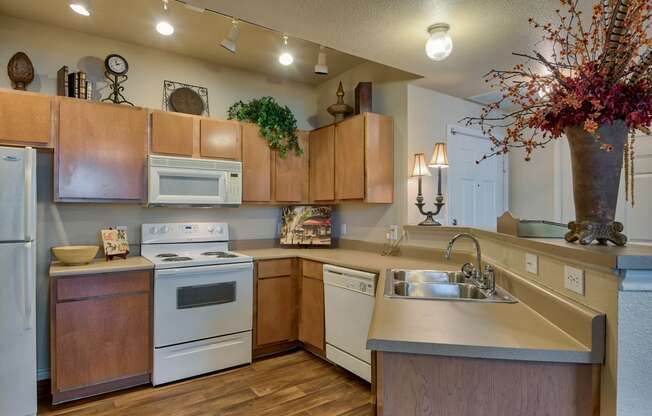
(148, 155, 242, 206)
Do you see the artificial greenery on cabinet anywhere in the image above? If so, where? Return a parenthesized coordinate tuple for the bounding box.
(227, 96, 302, 157)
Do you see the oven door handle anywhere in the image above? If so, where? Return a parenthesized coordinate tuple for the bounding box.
(156, 262, 253, 277)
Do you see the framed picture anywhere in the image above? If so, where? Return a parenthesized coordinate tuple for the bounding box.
(280, 206, 332, 246)
(100, 228, 130, 260)
(162, 80, 209, 116)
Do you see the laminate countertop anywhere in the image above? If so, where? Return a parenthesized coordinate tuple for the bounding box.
(49, 256, 154, 277)
(240, 247, 602, 364)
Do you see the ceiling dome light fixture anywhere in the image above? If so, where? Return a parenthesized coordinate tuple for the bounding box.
(156, 0, 174, 36)
(69, 2, 90, 16)
(425, 23, 453, 61)
(220, 19, 240, 53)
(278, 35, 294, 66)
(314, 45, 328, 75)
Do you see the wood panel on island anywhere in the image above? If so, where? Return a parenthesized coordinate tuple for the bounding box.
(50, 270, 152, 404)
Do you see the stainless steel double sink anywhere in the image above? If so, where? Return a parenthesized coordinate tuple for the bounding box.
(384, 269, 517, 303)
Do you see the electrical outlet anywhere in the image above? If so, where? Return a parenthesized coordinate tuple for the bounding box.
(564, 265, 585, 295)
(340, 223, 347, 236)
(525, 253, 538, 275)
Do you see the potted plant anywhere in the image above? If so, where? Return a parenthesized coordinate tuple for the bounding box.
(227, 96, 302, 158)
(466, 0, 652, 246)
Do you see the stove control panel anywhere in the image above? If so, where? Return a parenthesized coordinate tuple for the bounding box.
(142, 222, 229, 244)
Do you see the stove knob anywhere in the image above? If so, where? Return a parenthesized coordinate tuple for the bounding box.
(207, 226, 215, 233)
(149, 226, 158, 234)
(217, 225, 224, 234)
(159, 225, 168, 234)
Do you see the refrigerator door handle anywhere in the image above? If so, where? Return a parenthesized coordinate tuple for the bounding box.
(23, 242, 34, 331)
(23, 147, 35, 241)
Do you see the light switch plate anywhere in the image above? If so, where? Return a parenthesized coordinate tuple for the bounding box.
(525, 253, 538, 275)
(564, 265, 585, 295)
(341, 223, 347, 236)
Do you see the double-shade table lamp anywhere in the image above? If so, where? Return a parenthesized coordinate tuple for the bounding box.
(412, 143, 449, 226)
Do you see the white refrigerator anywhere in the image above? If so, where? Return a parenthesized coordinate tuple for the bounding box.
(0, 146, 37, 416)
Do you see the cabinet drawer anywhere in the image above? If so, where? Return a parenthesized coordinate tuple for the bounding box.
(302, 260, 323, 280)
(56, 271, 151, 301)
(257, 259, 292, 279)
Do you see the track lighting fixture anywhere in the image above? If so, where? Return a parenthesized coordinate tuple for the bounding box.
(156, 0, 174, 36)
(314, 45, 328, 75)
(220, 19, 240, 53)
(278, 35, 294, 66)
(69, 1, 91, 16)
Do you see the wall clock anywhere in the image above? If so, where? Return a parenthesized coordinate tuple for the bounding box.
(105, 54, 129, 76)
(102, 53, 133, 106)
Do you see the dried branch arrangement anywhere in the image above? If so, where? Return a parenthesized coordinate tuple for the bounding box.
(464, 0, 651, 204)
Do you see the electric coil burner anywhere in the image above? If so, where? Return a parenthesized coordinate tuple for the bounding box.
(141, 222, 253, 386)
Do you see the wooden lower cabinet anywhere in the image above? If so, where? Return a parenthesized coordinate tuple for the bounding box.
(50, 270, 152, 404)
(299, 260, 325, 354)
(256, 276, 294, 345)
(254, 259, 298, 355)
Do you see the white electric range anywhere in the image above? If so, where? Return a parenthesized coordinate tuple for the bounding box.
(141, 222, 253, 386)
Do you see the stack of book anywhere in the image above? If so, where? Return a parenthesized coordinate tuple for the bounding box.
(56, 66, 93, 100)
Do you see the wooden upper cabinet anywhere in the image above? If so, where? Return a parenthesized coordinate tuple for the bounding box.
(200, 119, 241, 160)
(364, 113, 394, 203)
(0, 89, 52, 146)
(242, 122, 271, 202)
(275, 131, 309, 202)
(335, 114, 366, 200)
(56, 99, 148, 202)
(309, 125, 335, 201)
(150, 111, 194, 156)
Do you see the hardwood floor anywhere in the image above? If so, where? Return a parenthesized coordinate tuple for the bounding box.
(38, 350, 373, 416)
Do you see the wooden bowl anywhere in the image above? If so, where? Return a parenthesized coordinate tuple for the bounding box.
(52, 245, 99, 266)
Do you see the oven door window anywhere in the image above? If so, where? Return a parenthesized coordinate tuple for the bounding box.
(177, 281, 236, 309)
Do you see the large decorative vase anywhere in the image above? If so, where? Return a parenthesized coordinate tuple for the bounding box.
(564, 120, 628, 246)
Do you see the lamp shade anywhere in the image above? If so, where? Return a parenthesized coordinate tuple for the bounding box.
(429, 142, 449, 168)
(411, 153, 431, 177)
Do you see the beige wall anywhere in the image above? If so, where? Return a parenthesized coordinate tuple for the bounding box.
(508, 137, 558, 221)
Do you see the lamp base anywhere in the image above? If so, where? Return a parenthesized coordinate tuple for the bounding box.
(418, 214, 442, 226)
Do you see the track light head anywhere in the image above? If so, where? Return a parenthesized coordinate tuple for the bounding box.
(314, 45, 328, 75)
(220, 19, 240, 54)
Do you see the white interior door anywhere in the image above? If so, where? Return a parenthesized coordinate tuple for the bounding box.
(559, 133, 652, 244)
(446, 125, 507, 229)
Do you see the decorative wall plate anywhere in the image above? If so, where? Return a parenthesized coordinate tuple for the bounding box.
(163, 80, 209, 116)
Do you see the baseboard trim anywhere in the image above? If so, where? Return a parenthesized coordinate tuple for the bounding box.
(37, 368, 51, 381)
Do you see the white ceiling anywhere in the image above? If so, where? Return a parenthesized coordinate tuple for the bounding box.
(184, 0, 585, 98)
(0, 0, 374, 85)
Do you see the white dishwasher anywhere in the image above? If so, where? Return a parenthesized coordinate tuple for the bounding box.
(323, 264, 376, 382)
